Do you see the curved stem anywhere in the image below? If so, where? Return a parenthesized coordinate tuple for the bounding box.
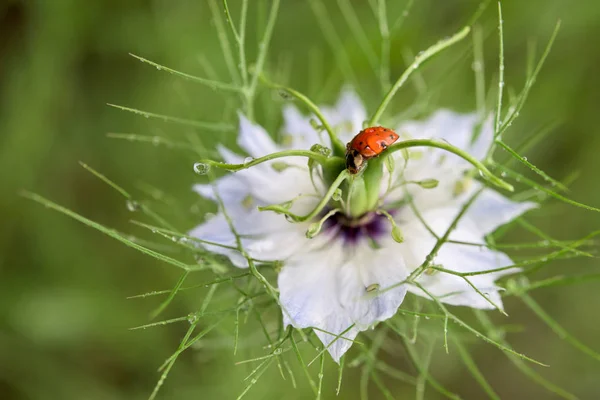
(369, 26, 471, 126)
(258, 75, 347, 156)
(387, 139, 513, 192)
(258, 170, 349, 222)
(198, 149, 341, 172)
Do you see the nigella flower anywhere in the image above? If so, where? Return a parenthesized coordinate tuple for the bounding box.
(190, 89, 535, 362)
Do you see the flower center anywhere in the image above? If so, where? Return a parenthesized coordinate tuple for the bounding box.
(325, 210, 389, 244)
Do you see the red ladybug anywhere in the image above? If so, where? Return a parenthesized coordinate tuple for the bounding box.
(345, 126, 399, 174)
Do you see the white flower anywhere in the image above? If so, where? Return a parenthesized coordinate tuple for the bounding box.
(190, 89, 535, 362)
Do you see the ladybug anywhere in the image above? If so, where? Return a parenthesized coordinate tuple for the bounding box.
(345, 126, 399, 174)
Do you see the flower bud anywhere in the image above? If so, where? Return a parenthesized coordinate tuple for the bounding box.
(417, 179, 439, 189)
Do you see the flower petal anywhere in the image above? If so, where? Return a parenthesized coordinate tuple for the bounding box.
(237, 113, 278, 157)
(464, 188, 537, 236)
(398, 110, 493, 161)
(281, 105, 323, 149)
(278, 241, 357, 361)
(279, 241, 408, 362)
(408, 242, 513, 310)
(322, 88, 367, 143)
(337, 242, 408, 329)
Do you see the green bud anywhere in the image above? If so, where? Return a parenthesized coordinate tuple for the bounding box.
(280, 134, 294, 147)
(366, 283, 380, 292)
(305, 209, 339, 238)
(384, 154, 396, 173)
(309, 118, 324, 131)
(391, 225, 404, 243)
(453, 177, 472, 196)
(306, 222, 320, 238)
(417, 179, 439, 189)
(411, 151, 423, 160)
(271, 161, 291, 172)
(378, 209, 405, 243)
(241, 195, 254, 209)
(401, 148, 410, 162)
(425, 264, 443, 275)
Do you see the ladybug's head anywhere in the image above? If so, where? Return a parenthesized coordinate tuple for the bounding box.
(345, 148, 364, 174)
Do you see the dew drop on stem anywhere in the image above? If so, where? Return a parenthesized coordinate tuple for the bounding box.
(126, 199, 140, 212)
(193, 162, 210, 175)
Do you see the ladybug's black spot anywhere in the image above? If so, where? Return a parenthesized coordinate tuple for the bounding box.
(380, 143, 387, 149)
(383, 128, 388, 131)
(359, 141, 363, 145)
(389, 134, 394, 139)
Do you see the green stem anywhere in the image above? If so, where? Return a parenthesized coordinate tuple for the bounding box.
(198, 149, 340, 172)
(369, 26, 471, 125)
(259, 170, 349, 222)
(258, 75, 346, 156)
(387, 139, 513, 192)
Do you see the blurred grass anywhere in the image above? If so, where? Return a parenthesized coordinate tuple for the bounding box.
(1, 0, 600, 399)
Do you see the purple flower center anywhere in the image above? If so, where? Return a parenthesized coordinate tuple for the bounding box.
(324, 211, 390, 245)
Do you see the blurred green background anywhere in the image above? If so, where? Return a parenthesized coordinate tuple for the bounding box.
(2, 0, 599, 399)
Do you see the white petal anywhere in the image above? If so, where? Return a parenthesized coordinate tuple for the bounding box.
(399, 208, 517, 310)
(464, 188, 537, 236)
(322, 88, 367, 143)
(237, 113, 278, 157)
(281, 105, 323, 149)
(193, 175, 249, 214)
(279, 241, 408, 362)
(409, 243, 514, 310)
(278, 242, 356, 362)
(398, 110, 493, 162)
(337, 243, 408, 329)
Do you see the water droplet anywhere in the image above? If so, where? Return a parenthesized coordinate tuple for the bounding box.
(332, 189, 342, 201)
(500, 172, 507, 177)
(126, 199, 140, 212)
(193, 162, 210, 175)
(187, 314, 199, 324)
(273, 348, 283, 355)
(244, 157, 254, 165)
